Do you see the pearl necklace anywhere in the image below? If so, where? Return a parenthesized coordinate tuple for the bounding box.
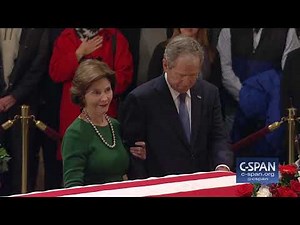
(83, 110, 116, 148)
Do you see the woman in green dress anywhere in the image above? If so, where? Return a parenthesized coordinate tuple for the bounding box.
(62, 59, 146, 188)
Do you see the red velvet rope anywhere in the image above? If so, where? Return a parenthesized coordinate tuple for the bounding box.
(231, 126, 270, 151)
(44, 126, 61, 142)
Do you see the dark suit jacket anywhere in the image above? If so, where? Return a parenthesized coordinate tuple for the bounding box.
(0, 28, 49, 194)
(0, 28, 49, 111)
(281, 48, 300, 112)
(121, 75, 233, 179)
(38, 28, 63, 127)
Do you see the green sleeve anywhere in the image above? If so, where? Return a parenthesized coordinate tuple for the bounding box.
(62, 125, 89, 188)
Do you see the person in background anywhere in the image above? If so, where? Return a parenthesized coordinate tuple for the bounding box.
(281, 47, 300, 111)
(49, 28, 133, 161)
(119, 29, 141, 95)
(137, 28, 168, 85)
(281, 47, 300, 162)
(0, 28, 49, 195)
(166, 28, 173, 39)
(62, 59, 145, 187)
(34, 28, 64, 190)
(208, 28, 222, 48)
(121, 35, 233, 179)
(217, 28, 300, 163)
(296, 28, 300, 40)
(147, 28, 221, 89)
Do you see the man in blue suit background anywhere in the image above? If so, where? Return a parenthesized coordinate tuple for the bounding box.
(121, 35, 233, 179)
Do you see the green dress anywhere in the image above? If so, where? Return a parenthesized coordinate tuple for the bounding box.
(62, 117, 129, 188)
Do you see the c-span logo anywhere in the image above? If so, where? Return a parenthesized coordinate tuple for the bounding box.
(236, 158, 279, 184)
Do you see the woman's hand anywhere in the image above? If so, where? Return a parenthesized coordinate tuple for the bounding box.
(75, 35, 103, 61)
(130, 141, 146, 160)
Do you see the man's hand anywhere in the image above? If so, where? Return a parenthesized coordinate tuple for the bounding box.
(215, 165, 230, 172)
(130, 141, 146, 160)
(0, 95, 16, 112)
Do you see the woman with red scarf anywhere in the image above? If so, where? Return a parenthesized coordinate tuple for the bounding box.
(49, 28, 133, 160)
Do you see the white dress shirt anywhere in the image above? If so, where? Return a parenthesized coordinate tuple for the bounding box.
(0, 28, 22, 90)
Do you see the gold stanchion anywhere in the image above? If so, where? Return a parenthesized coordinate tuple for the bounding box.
(287, 107, 297, 164)
(20, 105, 30, 194)
(1, 115, 19, 131)
(268, 120, 285, 131)
(2, 120, 15, 130)
(0, 105, 61, 195)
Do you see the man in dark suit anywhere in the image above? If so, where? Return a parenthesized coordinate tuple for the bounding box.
(121, 35, 233, 179)
(281, 48, 300, 112)
(34, 28, 64, 191)
(281, 48, 300, 162)
(0, 28, 49, 195)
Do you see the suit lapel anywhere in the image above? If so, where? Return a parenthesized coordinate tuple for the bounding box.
(19, 28, 28, 45)
(154, 76, 190, 148)
(18, 28, 32, 56)
(8, 28, 29, 85)
(190, 83, 203, 147)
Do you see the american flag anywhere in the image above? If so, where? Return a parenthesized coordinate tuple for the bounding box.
(12, 171, 244, 197)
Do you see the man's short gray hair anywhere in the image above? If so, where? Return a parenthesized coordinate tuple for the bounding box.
(164, 34, 204, 69)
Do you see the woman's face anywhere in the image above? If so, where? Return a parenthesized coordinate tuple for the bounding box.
(179, 28, 199, 39)
(84, 77, 113, 116)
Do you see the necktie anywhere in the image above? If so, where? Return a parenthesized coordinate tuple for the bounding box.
(179, 93, 191, 143)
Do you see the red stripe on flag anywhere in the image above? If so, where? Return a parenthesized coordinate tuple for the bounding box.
(151, 184, 245, 197)
(18, 171, 235, 197)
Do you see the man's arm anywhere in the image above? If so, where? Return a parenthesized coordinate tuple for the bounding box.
(120, 92, 148, 179)
(217, 28, 242, 102)
(209, 87, 234, 170)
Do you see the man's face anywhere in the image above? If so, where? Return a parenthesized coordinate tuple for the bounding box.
(163, 54, 201, 93)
